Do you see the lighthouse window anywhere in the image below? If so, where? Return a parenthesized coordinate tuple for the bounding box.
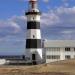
(33, 17, 34, 20)
(33, 17, 34, 19)
(33, 35, 35, 38)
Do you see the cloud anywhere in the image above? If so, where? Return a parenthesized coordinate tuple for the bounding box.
(41, 6, 75, 26)
(0, 15, 27, 42)
(0, 6, 75, 54)
(0, 16, 26, 55)
(10, 16, 26, 31)
(0, 20, 21, 38)
(41, 6, 75, 39)
(41, 12, 60, 27)
(0, 6, 75, 40)
(62, 0, 69, 7)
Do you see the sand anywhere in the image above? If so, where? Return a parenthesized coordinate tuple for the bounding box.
(0, 59, 75, 75)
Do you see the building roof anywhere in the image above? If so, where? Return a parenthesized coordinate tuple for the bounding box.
(44, 40, 75, 47)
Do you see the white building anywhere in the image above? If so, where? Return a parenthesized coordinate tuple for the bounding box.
(44, 40, 75, 63)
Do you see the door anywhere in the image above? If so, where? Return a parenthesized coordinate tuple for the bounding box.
(32, 54, 36, 65)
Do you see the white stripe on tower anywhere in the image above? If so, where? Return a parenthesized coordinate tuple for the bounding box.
(27, 15, 40, 22)
(25, 0, 42, 64)
(26, 29, 41, 39)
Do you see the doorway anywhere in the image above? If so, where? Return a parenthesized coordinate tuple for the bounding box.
(32, 54, 36, 65)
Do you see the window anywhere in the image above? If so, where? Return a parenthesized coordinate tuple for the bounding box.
(32, 17, 34, 20)
(74, 55, 75, 58)
(47, 48, 60, 52)
(65, 47, 70, 51)
(74, 48, 75, 51)
(22, 55, 25, 59)
(47, 55, 60, 59)
(33, 35, 35, 38)
(65, 55, 71, 59)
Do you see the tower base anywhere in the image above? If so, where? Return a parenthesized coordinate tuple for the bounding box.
(25, 49, 43, 65)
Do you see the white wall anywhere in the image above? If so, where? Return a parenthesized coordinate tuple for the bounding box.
(45, 47, 75, 63)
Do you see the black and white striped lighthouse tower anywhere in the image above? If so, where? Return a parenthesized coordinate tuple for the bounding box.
(25, 0, 42, 64)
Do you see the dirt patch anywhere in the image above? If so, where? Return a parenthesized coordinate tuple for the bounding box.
(0, 59, 75, 75)
(0, 72, 71, 75)
(24, 72, 71, 75)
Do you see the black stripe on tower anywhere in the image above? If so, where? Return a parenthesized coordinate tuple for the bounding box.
(26, 39, 41, 48)
(27, 21, 40, 29)
(25, 12, 41, 15)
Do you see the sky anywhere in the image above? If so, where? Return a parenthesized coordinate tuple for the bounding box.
(0, 0, 75, 55)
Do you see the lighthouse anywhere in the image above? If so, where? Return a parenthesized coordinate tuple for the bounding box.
(25, 0, 42, 64)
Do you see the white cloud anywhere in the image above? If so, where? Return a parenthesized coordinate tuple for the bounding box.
(40, 6, 75, 39)
(61, 30, 75, 34)
(0, 6, 75, 40)
(0, 20, 21, 34)
(56, 6, 75, 14)
(41, 6, 75, 26)
(0, 15, 26, 40)
(0, 5, 75, 55)
(41, 12, 60, 27)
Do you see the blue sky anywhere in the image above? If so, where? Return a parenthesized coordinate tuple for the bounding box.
(0, 0, 75, 55)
